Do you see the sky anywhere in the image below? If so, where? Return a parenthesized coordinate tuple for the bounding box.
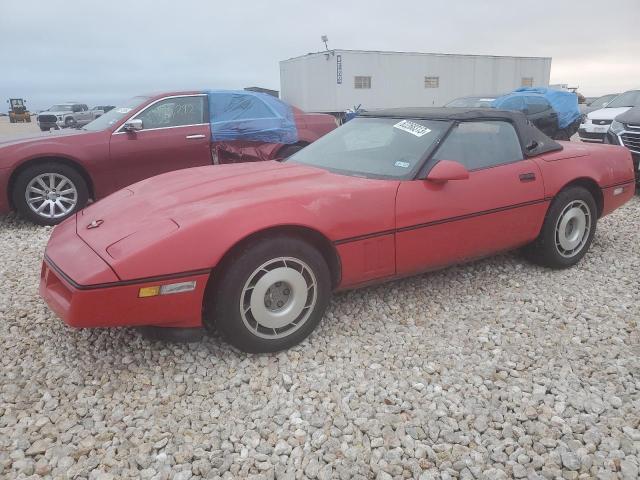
(1, 0, 638, 111)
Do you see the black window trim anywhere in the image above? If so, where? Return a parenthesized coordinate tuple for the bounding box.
(113, 94, 209, 134)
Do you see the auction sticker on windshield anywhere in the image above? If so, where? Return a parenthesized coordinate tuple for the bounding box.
(394, 120, 431, 137)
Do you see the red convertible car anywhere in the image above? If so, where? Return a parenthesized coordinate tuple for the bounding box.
(0, 90, 336, 225)
(40, 109, 635, 352)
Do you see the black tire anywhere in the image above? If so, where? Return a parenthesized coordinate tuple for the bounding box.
(9, 117, 15, 124)
(523, 186, 597, 269)
(40, 126, 50, 132)
(204, 235, 331, 353)
(65, 117, 76, 128)
(26, 117, 31, 123)
(553, 128, 571, 141)
(277, 143, 307, 160)
(12, 162, 89, 226)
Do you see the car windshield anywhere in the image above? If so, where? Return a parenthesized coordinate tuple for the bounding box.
(590, 94, 617, 108)
(82, 97, 149, 131)
(446, 97, 496, 108)
(606, 90, 640, 108)
(287, 117, 450, 180)
(49, 105, 73, 111)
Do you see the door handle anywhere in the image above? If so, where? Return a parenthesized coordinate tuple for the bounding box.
(185, 134, 206, 139)
(519, 172, 536, 182)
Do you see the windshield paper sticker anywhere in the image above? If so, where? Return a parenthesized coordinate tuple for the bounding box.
(394, 161, 410, 168)
(393, 120, 431, 137)
(116, 108, 132, 114)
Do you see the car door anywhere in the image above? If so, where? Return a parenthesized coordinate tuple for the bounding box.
(108, 94, 212, 191)
(395, 120, 546, 276)
(77, 104, 91, 125)
(524, 97, 558, 137)
(209, 92, 289, 163)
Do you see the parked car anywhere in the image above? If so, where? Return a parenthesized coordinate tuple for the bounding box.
(606, 106, 640, 184)
(0, 90, 336, 225)
(91, 105, 115, 115)
(446, 89, 581, 140)
(444, 95, 500, 108)
(491, 88, 582, 140)
(579, 89, 640, 143)
(36, 103, 100, 131)
(39, 108, 635, 352)
(580, 93, 619, 115)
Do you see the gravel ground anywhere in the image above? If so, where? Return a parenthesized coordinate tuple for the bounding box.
(1, 197, 639, 480)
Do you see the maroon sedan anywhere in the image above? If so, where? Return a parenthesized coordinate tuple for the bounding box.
(0, 90, 336, 225)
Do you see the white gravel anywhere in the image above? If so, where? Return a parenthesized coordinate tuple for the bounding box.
(1, 196, 639, 480)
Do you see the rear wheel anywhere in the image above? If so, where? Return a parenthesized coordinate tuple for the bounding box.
(204, 235, 331, 353)
(13, 163, 89, 226)
(523, 186, 597, 268)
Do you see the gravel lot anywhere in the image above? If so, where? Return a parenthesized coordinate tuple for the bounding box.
(0, 195, 638, 480)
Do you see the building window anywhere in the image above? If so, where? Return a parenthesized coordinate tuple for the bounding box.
(424, 76, 439, 88)
(521, 77, 534, 87)
(354, 76, 371, 89)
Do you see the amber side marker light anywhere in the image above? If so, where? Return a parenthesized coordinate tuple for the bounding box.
(138, 281, 197, 298)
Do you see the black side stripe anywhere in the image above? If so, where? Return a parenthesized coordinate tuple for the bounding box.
(334, 198, 550, 245)
(602, 179, 635, 189)
(44, 255, 211, 291)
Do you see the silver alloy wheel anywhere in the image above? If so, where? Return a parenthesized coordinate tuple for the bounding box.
(240, 257, 318, 339)
(25, 173, 78, 219)
(554, 199, 591, 258)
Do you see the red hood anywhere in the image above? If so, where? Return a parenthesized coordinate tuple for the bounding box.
(0, 128, 103, 170)
(0, 128, 91, 147)
(74, 161, 399, 279)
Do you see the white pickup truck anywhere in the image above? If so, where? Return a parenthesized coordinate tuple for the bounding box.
(36, 103, 103, 131)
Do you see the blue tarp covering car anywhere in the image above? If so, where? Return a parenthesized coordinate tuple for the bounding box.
(206, 90, 298, 144)
(493, 88, 581, 129)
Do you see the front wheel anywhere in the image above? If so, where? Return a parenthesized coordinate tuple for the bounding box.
(204, 235, 331, 353)
(65, 117, 77, 128)
(13, 163, 89, 226)
(523, 186, 597, 269)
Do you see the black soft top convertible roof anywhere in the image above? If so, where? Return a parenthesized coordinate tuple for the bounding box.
(360, 107, 563, 157)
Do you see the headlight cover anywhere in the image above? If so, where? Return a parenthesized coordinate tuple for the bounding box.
(610, 120, 625, 134)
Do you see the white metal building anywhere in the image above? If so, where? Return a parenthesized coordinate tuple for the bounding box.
(280, 50, 552, 113)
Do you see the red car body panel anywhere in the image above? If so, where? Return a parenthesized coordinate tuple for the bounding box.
(40, 138, 635, 330)
(0, 91, 336, 214)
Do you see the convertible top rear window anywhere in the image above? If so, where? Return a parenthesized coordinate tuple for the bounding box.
(288, 117, 450, 179)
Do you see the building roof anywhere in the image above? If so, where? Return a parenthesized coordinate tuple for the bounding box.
(282, 49, 552, 63)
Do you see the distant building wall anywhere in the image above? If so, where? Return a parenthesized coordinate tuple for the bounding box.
(280, 50, 552, 112)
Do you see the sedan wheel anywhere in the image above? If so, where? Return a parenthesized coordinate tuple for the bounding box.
(554, 200, 591, 258)
(25, 173, 78, 220)
(205, 235, 331, 352)
(240, 257, 318, 339)
(13, 163, 89, 226)
(523, 186, 597, 269)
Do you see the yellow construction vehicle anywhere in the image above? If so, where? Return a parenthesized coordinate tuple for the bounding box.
(8, 98, 31, 123)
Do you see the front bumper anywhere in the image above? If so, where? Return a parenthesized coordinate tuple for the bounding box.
(606, 130, 640, 181)
(578, 128, 606, 142)
(39, 218, 210, 328)
(0, 167, 11, 214)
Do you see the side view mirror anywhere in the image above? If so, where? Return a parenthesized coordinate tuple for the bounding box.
(123, 119, 143, 131)
(426, 160, 469, 183)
